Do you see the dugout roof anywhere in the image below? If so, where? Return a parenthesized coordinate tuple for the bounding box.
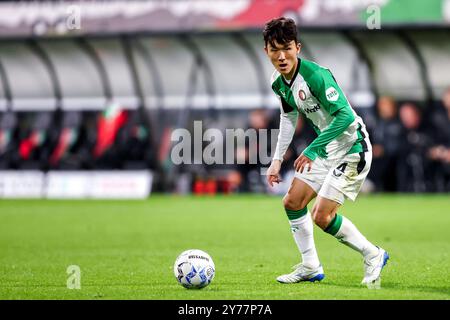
(0, 30, 448, 111)
(0, 42, 56, 111)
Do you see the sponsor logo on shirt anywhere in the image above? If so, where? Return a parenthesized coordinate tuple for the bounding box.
(326, 87, 339, 102)
(304, 104, 320, 113)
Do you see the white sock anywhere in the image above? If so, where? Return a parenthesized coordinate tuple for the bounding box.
(289, 212, 321, 268)
(333, 215, 379, 258)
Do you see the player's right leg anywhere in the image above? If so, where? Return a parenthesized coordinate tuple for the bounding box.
(276, 178, 324, 284)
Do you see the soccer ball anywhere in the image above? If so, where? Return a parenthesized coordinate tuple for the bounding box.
(173, 249, 215, 289)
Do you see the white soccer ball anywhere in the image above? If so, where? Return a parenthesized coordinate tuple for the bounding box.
(173, 249, 215, 289)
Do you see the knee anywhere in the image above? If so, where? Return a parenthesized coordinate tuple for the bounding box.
(282, 194, 308, 211)
(311, 205, 333, 230)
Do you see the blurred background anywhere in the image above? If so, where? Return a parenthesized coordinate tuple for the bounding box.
(0, 0, 449, 198)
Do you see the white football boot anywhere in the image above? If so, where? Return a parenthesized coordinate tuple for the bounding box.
(361, 247, 389, 289)
(276, 263, 325, 284)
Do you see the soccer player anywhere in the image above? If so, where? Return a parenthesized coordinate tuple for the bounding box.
(263, 17, 389, 287)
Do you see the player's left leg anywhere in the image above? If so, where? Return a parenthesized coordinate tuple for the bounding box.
(312, 195, 389, 287)
(312, 151, 389, 287)
(312, 195, 379, 258)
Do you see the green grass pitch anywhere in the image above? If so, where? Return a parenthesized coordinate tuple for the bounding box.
(0, 194, 449, 300)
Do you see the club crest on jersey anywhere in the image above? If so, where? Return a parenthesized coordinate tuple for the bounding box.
(326, 87, 339, 102)
(299, 89, 306, 101)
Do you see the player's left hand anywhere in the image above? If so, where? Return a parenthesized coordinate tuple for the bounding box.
(294, 154, 313, 173)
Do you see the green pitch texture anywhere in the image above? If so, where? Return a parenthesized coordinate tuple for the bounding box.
(0, 194, 449, 300)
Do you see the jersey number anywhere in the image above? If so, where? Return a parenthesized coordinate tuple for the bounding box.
(333, 163, 348, 177)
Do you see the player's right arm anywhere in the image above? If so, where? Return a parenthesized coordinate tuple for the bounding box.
(267, 99, 298, 186)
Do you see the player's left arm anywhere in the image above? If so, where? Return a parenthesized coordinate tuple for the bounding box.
(302, 69, 355, 161)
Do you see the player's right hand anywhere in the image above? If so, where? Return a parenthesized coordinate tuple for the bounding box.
(267, 160, 282, 187)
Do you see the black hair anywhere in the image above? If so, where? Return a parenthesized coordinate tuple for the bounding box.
(263, 17, 298, 48)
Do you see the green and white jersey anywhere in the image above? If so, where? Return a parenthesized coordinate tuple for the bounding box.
(271, 58, 371, 162)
